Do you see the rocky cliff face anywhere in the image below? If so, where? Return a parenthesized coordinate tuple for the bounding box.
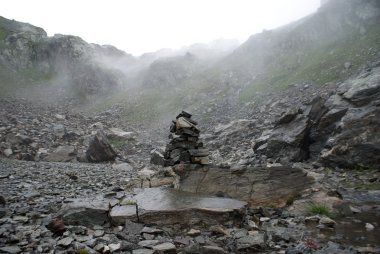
(0, 16, 135, 98)
(205, 57, 380, 170)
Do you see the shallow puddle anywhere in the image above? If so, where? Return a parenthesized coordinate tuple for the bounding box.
(309, 188, 380, 247)
(133, 187, 247, 211)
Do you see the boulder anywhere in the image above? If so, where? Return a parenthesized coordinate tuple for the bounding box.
(150, 150, 166, 166)
(316, 68, 380, 168)
(132, 188, 247, 226)
(303, 96, 328, 122)
(308, 107, 348, 160)
(320, 106, 380, 169)
(59, 198, 110, 226)
(236, 233, 266, 251)
(86, 130, 117, 162)
(266, 115, 310, 161)
(44, 145, 77, 162)
(275, 107, 300, 126)
(177, 165, 314, 207)
(341, 69, 380, 106)
(107, 128, 137, 141)
(3, 148, 13, 157)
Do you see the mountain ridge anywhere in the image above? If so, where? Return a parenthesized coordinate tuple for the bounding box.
(1, 0, 379, 118)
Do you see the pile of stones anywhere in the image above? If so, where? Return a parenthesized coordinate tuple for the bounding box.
(152, 111, 209, 166)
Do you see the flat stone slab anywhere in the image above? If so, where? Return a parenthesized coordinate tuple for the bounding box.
(133, 188, 247, 226)
(176, 165, 314, 206)
(59, 198, 110, 226)
(59, 188, 247, 227)
(135, 188, 246, 212)
(110, 205, 137, 225)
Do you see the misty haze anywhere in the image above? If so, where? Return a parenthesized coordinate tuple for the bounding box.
(0, 0, 380, 253)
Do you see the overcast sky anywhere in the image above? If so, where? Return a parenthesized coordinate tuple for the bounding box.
(2, 0, 320, 56)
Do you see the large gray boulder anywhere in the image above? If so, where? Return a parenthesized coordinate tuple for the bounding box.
(255, 65, 380, 169)
(86, 130, 117, 162)
(176, 165, 314, 207)
(135, 188, 247, 226)
(266, 115, 310, 162)
(317, 67, 380, 169)
(320, 106, 380, 168)
(59, 198, 110, 226)
(341, 70, 380, 106)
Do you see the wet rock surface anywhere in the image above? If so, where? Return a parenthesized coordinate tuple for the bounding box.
(0, 56, 379, 253)
(86, 130, 117, 162)
(177, 165, 314, 206)
(203, 61, 380, 170)
(132, 188, 247, 226)
(1, 157, 379, 253)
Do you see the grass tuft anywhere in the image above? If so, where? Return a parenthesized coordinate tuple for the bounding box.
(307, 203, 332, 217)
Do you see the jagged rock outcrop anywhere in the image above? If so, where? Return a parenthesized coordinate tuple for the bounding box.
(86, 130, 117, 162)
(318, 67, 380, 168)
(0, 16, 134, 98)
(266, 115, 310, 162)
(255, 64, 380, 169)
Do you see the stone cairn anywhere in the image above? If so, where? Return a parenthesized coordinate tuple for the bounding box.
(151, 111, 209, 166)
(166, 111, 209, 165)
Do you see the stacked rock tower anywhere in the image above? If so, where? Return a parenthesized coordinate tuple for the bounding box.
(164, 111, 209, 166)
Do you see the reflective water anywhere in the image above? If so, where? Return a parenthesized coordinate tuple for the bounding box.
(309, 189, 380, 247)
(133, 187, 247, 212)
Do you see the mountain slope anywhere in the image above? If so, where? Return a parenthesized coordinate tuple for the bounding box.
(1, 0, 379, 126)
(220, 0, 380, 100)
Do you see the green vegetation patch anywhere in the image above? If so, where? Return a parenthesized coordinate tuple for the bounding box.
(0, 28, 6, 41)
(240, 23, 380, 102)
(307, 203, 333, 217)
(19, 67, 55, 82)
(0, 27, 8, 49)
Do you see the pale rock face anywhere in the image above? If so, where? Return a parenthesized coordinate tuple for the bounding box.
(0, 16, 134, 98)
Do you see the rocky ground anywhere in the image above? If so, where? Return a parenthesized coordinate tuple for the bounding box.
(1, 158, 379, 254)
(0, 56, 379, 254)
(0, 97, 153, 167)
